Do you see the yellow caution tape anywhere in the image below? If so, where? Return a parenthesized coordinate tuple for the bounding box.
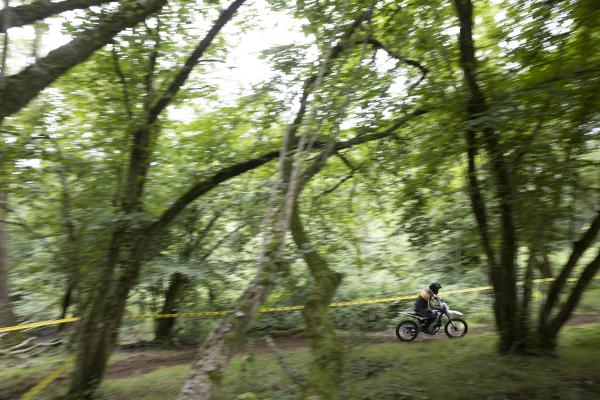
(0, 317, 80, 333)
(10, 275, 600, 399)
(2, 275, 598, 333)
(19, 355, 76, 400)
(123, 311, 229, 320)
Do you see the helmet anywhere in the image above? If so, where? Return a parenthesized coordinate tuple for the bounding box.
(429, 282, 442, 295)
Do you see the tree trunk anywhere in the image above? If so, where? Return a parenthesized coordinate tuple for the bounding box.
(0, 189, 18, 328)
(176, 255, 285, 399)
(537, 249, 600, 352)
(1, 0, 9, 77)
(518, 250, 535, 351)
(58, 280, 74, 321)
(453, 0, 520, 353)
(67, 228, 135, 398)
(55, 156, 82, 330)
(68, 2, 247, 397)
(538, 251, 553, 278)
(154, 272, 189, 343)
(540, 211, 600, 330)
(290, 202, 343, 400)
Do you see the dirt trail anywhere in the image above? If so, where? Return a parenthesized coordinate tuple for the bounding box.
(105, 312, 600, 380)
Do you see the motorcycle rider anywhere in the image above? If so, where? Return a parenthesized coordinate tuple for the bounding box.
(414, 282, 442, 331)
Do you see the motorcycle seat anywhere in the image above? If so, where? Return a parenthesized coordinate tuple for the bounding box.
(406, 311, 426, 319)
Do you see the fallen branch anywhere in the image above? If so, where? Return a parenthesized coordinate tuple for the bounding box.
(1, 338, 65, 356)
(8, 336, 37, 351)
(263, 335, 305, 390)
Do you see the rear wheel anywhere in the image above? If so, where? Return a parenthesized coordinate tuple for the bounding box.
(395, 320, 419, 342)
(444, 318, 468, 338)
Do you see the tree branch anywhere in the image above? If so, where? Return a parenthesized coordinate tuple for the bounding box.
(314, 173, 355, 199)
(548, 249, 600, 336)
(181, 212, 222, 260)
(361, 37, 428, 86)
(0, 0, 110, 33)
(110, 44, 133, 119)
(147, 0, 246, 124)
(542, 210, 600, 320)
(146, 108, 427, 239)
(122, 0, 246, 212)
(143, 18, 161, 115)
(0, 0, 167, 122)
(0, 219, 29, 229)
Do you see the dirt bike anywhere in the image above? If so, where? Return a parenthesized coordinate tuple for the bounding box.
(395, 297, 468, 342)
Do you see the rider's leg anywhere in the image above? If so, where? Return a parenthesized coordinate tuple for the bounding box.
(416, 309, 435, 331)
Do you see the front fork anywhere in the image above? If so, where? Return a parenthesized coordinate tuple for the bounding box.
(445, 312, 458, 330)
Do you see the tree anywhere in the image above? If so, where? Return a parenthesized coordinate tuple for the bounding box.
(68, 1, 248, 397)
(451, 0, 600, 353)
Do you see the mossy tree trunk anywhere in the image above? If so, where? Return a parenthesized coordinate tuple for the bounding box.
(68, 2, 247, 397)
(290, 202, 343, 400)
(176, 13, 374, 398)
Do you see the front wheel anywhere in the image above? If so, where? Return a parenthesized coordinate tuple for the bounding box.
(444, 318, 468, 338)
(396, 320, 419, 342)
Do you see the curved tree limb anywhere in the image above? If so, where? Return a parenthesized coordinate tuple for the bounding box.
(147, 108, 427, 239)
(547, 249, 600, 338)
(0, 0, 111, 33)
(360, 37, 428, 87)
(0, 0, 167, 122)
(541, 210, 600, 325)
(148, 0, 246, 123)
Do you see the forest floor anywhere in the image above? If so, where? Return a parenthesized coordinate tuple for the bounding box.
(1, 312, 600, 400)
(105, 311, 600, 380)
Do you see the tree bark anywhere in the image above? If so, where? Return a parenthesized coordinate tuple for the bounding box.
(1, 0, 8, 77)
(68, 2, 247, 397)
(540, 210, 600, 328)
(453, 0, 520, 353)
(0, 189, 18, 328)
(54, 150, 82, 329)
(0, 0, 110, 33)
(541, 249, 600, 349)
(0, 0, 167, 123)
(176, 255, 284, 399)
(519, 250, 535, 349)
(154, 272, 189, 343)
(290, 202, 343, 400)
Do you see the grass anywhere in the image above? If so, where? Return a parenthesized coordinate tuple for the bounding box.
(6, 322, 595, 400)
(0, 352, 70, 400)
(1, 283, 598, 399)
(341, 324, 600, 400)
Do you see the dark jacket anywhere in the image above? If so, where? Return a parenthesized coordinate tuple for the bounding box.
(414, 288, 435, 311)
